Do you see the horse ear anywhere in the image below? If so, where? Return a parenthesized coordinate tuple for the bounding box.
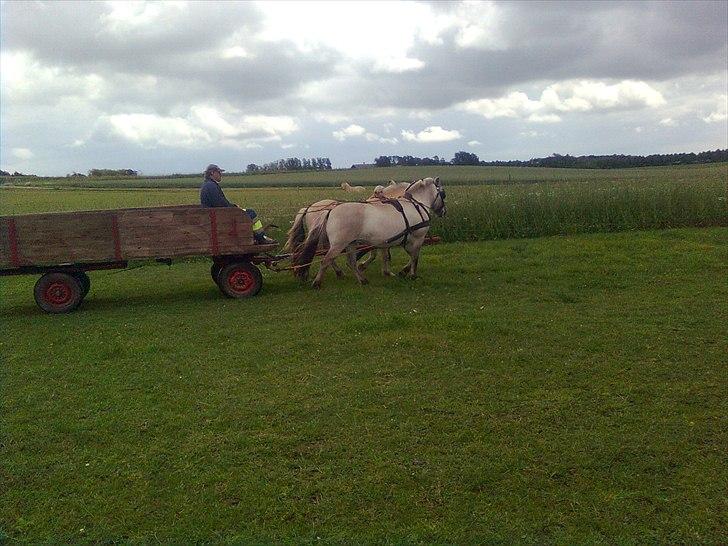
(435, 176, 440, 185)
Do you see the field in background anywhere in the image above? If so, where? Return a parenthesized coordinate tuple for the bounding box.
(2, 164, 726, 542)
(1, 166, 726, 242)
(2, 228, 726, 543)
(2, 162, 727, 189)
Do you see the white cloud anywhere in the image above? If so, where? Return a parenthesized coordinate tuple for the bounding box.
(365, 133, 398, 144)
(373, 57, 425, 73)
(332, 124, 366, 141)
(108, 113, 211, 148)
(519, 131, 540, 138)
(467, 140, 482, 146)
(1, 51, 106, 104)
(256, 1, 451, 65)
(106, 108, 298, 149)
(102, 1, 187, 33)
(12, 148, 34, 160)
(461, 80, 665, 123)
(401, 126, 462, 143)
(635, 127, 643, 133)
(220, 46, 251, 59)
(527, 113, 561, 123)
(659, 118, 677, 127)
(702, 95, 727, 123)
(453, 1, 507, 50)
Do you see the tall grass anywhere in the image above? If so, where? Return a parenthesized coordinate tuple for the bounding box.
(436, 178, 727, 241)
(1, 168, 726, 242)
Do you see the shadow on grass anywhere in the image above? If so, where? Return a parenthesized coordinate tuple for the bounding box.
(0, 276, 316, 318)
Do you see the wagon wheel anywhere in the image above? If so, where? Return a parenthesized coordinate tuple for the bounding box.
(34, 272, 84, 313)
(211, 262, 223, 286)
(217, 261, 263, 299)
(72, 271, 91, 297)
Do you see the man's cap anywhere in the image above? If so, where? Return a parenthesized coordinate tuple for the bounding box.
(205, 163, 225, 173)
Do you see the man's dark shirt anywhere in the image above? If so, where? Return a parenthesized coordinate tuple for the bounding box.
(200, 176, 235, 207)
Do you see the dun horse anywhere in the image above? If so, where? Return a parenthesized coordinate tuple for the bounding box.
(292, 177, 446, 288)
(284, 181, 411, 276)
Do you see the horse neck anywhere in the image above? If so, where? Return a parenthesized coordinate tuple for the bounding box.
(406, 184, 434, 210)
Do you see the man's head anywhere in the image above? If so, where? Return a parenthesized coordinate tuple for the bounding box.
(205, 163, 225, 182)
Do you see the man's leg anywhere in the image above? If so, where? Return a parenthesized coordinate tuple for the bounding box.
(245, 209, 276, 244)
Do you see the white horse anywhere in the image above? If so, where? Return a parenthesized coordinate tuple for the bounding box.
(284, 181, 411, 276)
(293, 177, 446, 288)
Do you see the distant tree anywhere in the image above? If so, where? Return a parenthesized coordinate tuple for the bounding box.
(246, 163, 260, 173)
(0, 170, 10, 176)
(88, 168, 138, 177)
(374, 155, 392, 167)
(452, 151, 480, 165)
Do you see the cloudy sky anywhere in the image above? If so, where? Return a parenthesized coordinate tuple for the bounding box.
(1, 0, 726, 176)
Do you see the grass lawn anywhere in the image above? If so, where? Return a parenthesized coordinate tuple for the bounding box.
(1, 227, 726, 543)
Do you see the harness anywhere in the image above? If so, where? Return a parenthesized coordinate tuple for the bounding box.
(303, 180, 445, 248)
(381, 196, 431, 246)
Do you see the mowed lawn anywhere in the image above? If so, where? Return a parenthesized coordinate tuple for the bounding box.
(1, 227, 726, 543)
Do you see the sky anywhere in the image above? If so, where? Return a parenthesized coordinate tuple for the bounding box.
(1, 0, 726, 176)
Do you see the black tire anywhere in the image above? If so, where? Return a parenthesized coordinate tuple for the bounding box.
(211, 263, 223, 286)
(217, 261, 263, 299)
(34, 272, 84, 313)
(72, 271, 91, 297)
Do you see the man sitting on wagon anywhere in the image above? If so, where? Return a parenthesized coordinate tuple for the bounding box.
(200, 163, 276, 245)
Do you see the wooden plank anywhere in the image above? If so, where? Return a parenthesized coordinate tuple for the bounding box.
(0, 212, 117, 267)
(117, 206, 254, 259)
(0, 206, 260, 268)
(213, 207, 255, 254)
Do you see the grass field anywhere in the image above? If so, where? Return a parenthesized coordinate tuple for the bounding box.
(2, 162, 727, 189)
(2, 227, 727, 543)
(1, 167, 726, 242)
(1, 166, 727, 542)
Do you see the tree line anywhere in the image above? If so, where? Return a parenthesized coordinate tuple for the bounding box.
(246, 157, 332, 173)
(372, 150, 727, 169)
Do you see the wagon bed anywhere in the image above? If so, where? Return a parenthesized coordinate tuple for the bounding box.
(0, 205, 276, 312)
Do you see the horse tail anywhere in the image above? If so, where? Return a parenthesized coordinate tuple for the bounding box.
(284, 207, 307, 253)
(292, 213, 329, 280)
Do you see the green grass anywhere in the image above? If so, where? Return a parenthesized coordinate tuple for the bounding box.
(2, 227, 727, 543)
(2, 162, 727, 189)
(2, 171, 726, 243)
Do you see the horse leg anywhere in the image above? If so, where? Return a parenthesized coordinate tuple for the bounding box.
(358, 249, 377, 271)
(399, 241, 422, 279)
(312, 244, 346, 289)
(382, 248, 395, 277)
(346, 245, 369, 285)
(331, 258, 345, 278)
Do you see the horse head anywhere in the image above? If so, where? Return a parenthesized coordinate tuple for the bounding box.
(408, 177, 446, 217)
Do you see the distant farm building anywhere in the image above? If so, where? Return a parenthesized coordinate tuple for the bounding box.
(350, 163, 374, 169)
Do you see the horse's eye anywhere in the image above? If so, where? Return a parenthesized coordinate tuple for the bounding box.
(441, 191, 446, 199)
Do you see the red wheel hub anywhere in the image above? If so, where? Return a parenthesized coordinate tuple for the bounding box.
(45, 281, 72, 305)
(227, 269, 254, 294)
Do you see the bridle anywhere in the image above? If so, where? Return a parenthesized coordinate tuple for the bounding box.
(404, 179, 447, 217)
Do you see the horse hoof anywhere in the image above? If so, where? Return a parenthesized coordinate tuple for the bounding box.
(359, 278, 369, 285)
(311, 281, 322, 289)
(398, 270, 409, 278)
(335, 270, 344, 278)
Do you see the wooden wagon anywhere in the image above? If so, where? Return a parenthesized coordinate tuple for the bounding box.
(0, 205, 277, 313)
